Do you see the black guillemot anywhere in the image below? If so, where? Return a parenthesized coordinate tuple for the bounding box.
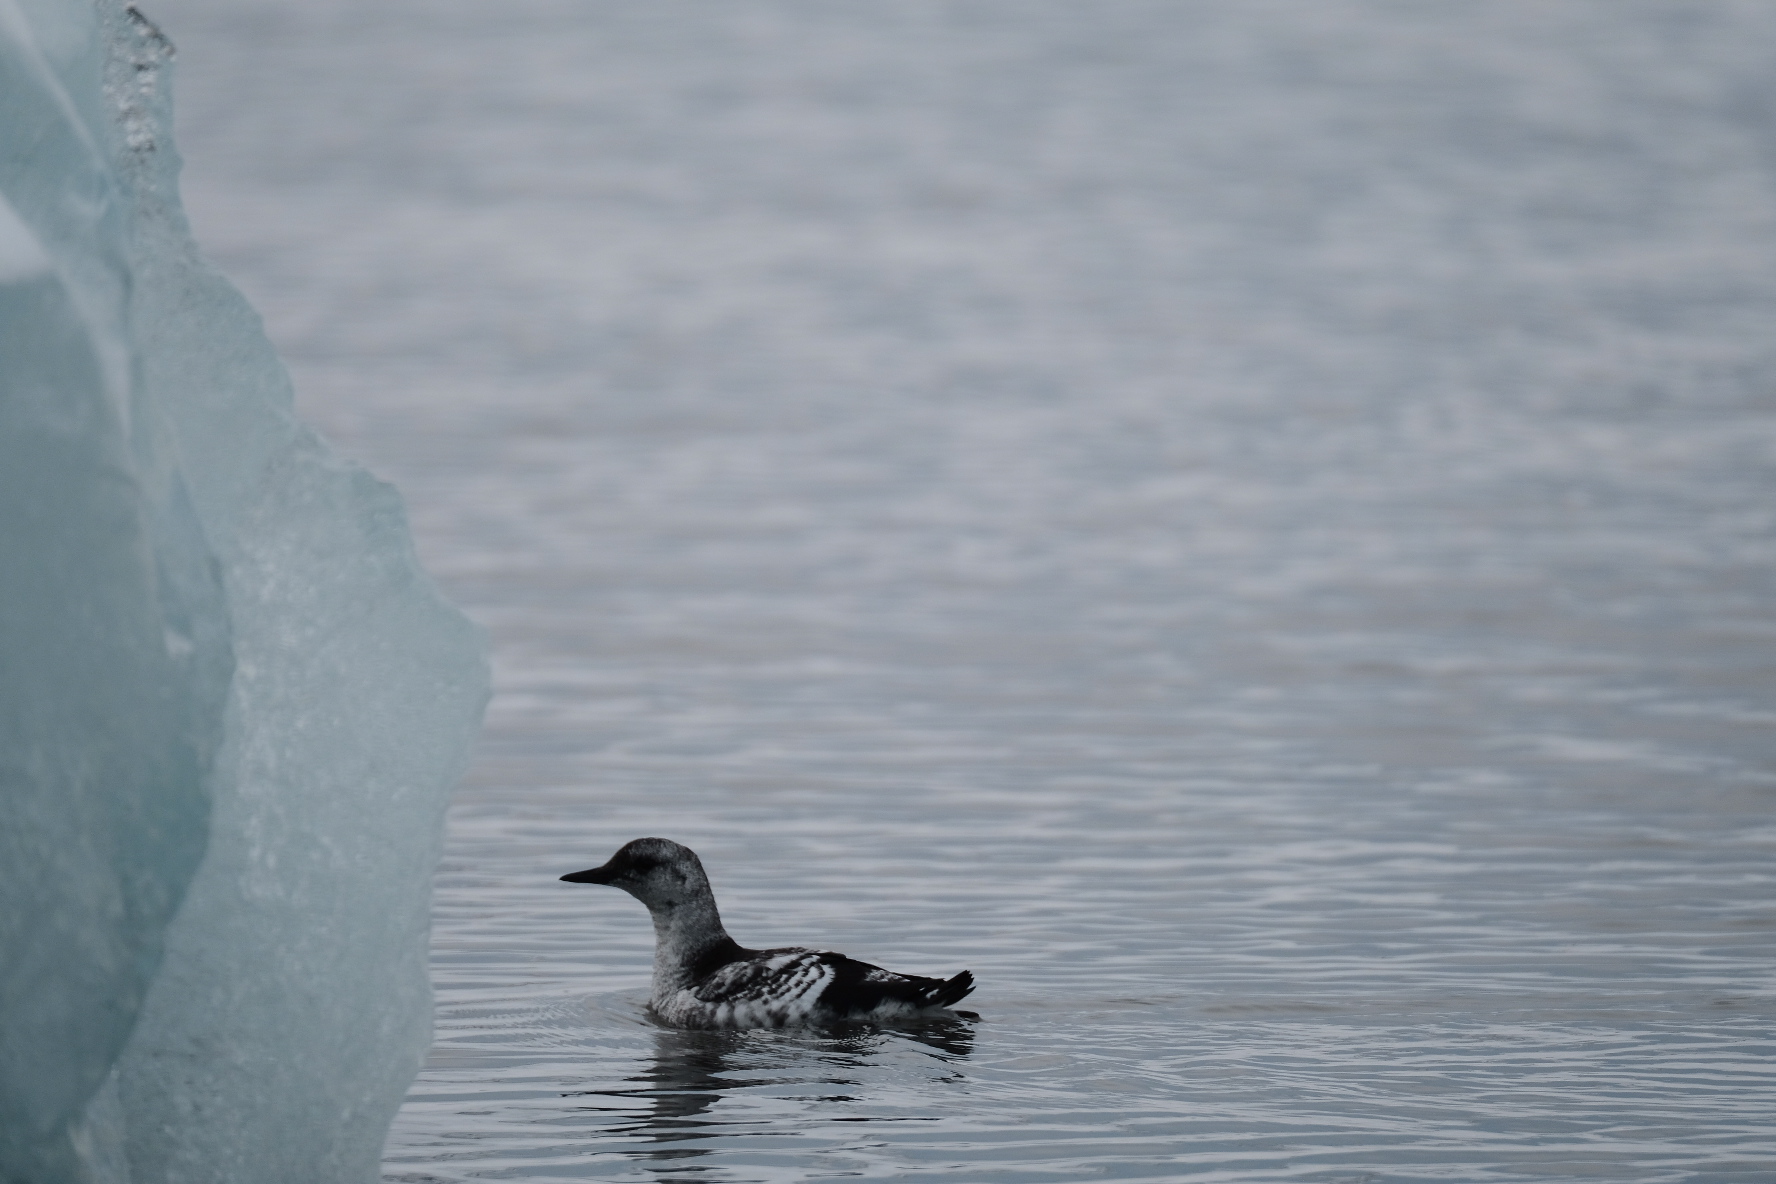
(561, 837, 976, 1029)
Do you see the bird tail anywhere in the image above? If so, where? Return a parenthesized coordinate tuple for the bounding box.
(919, 970, 975, 1010)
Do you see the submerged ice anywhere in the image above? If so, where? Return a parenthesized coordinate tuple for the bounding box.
(0, 2, 488, 1181)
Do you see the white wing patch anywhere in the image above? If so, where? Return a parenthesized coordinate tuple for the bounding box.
(655, 949, 838, 1028)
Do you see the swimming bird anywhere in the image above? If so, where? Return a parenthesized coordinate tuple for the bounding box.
(561, 837, 976, 1029)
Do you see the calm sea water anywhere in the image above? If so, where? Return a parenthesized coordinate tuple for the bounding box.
(155, 1, 1776, 1179)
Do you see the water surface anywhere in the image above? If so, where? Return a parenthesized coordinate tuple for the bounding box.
(155, 2, 1776, 1178)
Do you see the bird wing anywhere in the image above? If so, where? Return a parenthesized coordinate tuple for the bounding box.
(691, 948, 976, 1020)
(690, 948, 835, 1010)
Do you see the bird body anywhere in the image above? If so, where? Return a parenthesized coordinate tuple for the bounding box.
(562, 838, 975, 1029)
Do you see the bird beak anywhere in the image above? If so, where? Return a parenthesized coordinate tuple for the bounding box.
(561, 863, 616, 884)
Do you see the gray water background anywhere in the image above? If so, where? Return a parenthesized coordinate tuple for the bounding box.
(150, 1, 1776, 1179)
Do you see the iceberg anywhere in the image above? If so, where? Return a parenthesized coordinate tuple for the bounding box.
(0, 2, 489, 1181)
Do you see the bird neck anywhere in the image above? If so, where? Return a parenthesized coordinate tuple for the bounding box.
(647, 890, 734, 993)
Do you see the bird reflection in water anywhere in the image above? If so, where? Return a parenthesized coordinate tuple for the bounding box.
(565, 1015, 974, 1179)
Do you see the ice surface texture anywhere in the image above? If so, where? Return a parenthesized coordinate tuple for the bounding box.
(0, 3, 489, 1181)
